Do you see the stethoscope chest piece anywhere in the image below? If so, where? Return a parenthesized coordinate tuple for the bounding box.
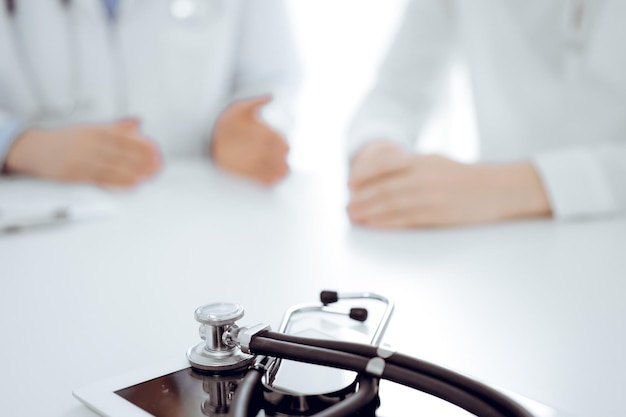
(187, 302, 255, 372)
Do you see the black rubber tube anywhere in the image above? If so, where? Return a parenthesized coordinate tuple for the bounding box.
(250, 337, 508, 417)
(228, 367, 263, 417)
(5, 0, 16, 15)
(309, 376, 378, 417)
(259, 331, 533, 417)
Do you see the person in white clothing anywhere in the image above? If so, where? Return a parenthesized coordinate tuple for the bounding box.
(0, 0, 299, 187)
(347, 0, 626, 228)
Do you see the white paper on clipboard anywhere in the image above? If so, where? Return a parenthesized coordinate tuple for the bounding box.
(0, 177, 117, 233)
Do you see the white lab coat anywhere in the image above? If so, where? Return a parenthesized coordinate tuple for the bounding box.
(349, 0, 626, 220)
(0, 0, 299, 159)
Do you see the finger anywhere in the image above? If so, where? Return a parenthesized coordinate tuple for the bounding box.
(111, 117, 141, 133)
(356, 188, 457, 228)
(252, 122, 289, 152)
(348, 196, 427, 228)
(349, 148, 412, 190)
(350, 156, 411, 189)
(99, 140, 161, 178)
(234, 95, 273, 119)
(349, 191, 418, 225)
(262, 133, 289, 159)
(248, 154, 289, 185)
(88, 159, 148, 187)
(348, 171, 414, 214)
(268, 131, 290, 154)
(97, 130, 162, 175)
(265, 158, 290, 184)
(248, 131, 289, 174)
(365, 208, 448, 229)
(236, 164, 278, 186)
(347, 167, 447, 226)
(214, 124, 287, 184)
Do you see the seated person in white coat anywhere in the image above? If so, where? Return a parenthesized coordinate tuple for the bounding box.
(347, 0, 626, 228)
(0, 0, 299, 187)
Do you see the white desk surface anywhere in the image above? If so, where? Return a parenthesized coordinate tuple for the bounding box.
(1, 159, 624, 417)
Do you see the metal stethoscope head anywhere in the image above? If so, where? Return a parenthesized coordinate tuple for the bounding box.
(187, 291, 392, 373)
(186, 302, 259, 373)
(187, 291, 394, 417)
(185, 291, 535, 417)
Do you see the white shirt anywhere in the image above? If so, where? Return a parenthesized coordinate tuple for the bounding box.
(0, 0, 299, 161)
(349, 0, 626, 220)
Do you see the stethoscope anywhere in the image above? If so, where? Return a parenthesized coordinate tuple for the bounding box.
(5, 0, 83, 123)
(186, 291, 535, 417)
(4, 0, 222, 124)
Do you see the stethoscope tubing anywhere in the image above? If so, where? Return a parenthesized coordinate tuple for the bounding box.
(261, 331, 533, 417)
(230, 367, 379, 417)
(251, 337, 502, 417)
(305, 376, 378, 417)
(5, 0, 124, 123)
(5, 0, 71, 16)
(248, 331, 534, 417)
(228, 365, 264, 417)
(267, 291, 395, 389)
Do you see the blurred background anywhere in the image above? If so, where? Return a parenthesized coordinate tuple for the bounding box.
(2, 3, 626, 417)
(285, 0, 478, 175)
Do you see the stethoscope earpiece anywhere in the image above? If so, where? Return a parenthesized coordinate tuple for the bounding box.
(187, 293, 534, 417)
(320, 290, 339, 305)
(349, 307, 368, 322)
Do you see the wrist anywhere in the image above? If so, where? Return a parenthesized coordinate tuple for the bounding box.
(4, 128, 47, 175)
(0, 120, 31, 173)
(481, 161, 552, 220)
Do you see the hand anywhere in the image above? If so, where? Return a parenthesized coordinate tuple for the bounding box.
(347, 140, 552, 228)
(4, 119, 162, 187)
(212, 96, 289, 185)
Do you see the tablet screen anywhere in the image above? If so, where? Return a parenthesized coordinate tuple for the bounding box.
(116, 367, 245, 417)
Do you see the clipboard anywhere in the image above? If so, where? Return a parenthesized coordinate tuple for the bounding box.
(0, 177, 117, 233)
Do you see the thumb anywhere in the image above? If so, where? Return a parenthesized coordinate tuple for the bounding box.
(239, 95, 273, 117)
(113, 117, 142, 134)
(349, 143, 412, 189)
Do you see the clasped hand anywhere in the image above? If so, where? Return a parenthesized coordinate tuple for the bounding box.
(5, 119, 162, 187)
(347, 141, 551, 228)
(4, 96, 289, 188)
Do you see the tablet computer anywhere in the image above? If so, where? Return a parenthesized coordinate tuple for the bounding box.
(73, 297, 566, 417)
(73, 358, 564, 417)
(74, 299, 381, 417)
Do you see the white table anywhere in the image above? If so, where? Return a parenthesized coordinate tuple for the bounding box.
(1, 159, 624, 417)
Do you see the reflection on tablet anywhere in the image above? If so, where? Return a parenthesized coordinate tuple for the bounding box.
(116, 368, 245, 417)
(114, 296, 385, 416)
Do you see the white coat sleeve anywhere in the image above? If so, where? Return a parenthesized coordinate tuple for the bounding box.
(531, 2, 626, 220)
(0, 113, 28, 172)
(230, 0, 301, 136)
(0, 13, 27, 171)
(533, 143, 626, 219)
(347, 0, 456, 158)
